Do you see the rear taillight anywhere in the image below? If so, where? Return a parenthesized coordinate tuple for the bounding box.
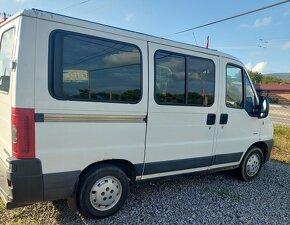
(11, 107, 35, 159)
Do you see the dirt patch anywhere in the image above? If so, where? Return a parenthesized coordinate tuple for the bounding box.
(0, 201, 60, 225)
(271, 147, 290, 164)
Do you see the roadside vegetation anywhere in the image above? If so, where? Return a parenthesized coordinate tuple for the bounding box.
(0, 199, 4, 212)
(271, 125, 290, 164)
(248, 71, 289, 84)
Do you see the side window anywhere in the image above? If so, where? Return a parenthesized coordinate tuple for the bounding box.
(0, 28, 15, 93)
(155, 51, 185, 104)
(155, 50, 215, 107)
(50, 31, 142, 103)
(245, 74, 257, 115)
(226, 65, 243, 109)
(187, 56, 215, 106)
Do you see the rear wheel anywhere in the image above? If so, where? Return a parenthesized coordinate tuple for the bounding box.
(237, 146, 264, 182)
(77, 164, 129, 218)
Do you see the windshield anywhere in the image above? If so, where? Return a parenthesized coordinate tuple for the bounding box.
(0, 28, 15, 93)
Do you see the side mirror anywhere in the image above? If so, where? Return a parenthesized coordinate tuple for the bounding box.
(257, 96, 269, 119)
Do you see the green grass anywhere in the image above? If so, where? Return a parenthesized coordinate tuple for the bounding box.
(272, 125, 290, 164)
(274, 125, 290, 152)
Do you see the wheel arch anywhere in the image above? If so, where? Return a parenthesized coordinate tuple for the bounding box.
(79, 159, 138, 183)
(247, 141, 269, 163)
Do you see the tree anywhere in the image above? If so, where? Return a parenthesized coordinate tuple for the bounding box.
(248, 71, 263, 84)
(247, 70, 288, 84)
(262, 76, 287, 84)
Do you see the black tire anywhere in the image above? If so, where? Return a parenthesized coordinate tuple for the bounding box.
(237, 146, 264, 182)
(76, 164, 129, 218)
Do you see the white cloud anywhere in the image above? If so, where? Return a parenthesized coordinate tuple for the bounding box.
(245, 63, 252, 71)
(252, 62, 268, 73)
(104, 51, 140, 66)
(254, 17, 272, 27)
(241, 17, 272, 29)
(283, 41, 290, 49)
(125, 13, 135, 22)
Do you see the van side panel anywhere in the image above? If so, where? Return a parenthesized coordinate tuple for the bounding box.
(13, 16, 36, 108)
(33, 18, 148, 176)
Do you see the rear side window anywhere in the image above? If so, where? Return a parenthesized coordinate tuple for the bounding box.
(49, 31, 142, 103)
(0, 28, 15, 93)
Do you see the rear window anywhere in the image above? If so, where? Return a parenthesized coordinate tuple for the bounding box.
(0, 28, 15, 93)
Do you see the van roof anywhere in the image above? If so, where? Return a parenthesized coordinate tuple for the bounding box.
(8, 9, 240, 61)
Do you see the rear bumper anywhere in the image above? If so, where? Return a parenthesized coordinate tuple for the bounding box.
(0, 157, 80, 209)
(0, 157, 43, 208)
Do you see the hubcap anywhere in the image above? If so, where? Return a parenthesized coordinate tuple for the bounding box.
(90, 176, 122, 211)
(246, 153, 261, 177)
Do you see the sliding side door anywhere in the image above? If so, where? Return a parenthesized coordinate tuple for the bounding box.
(144, 42, 220, 178)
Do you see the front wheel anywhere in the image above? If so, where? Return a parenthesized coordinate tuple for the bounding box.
(76, 164, 129, 218)
(237, 146, 264, 182)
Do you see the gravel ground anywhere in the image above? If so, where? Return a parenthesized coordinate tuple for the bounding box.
(1, 160, 289, 225)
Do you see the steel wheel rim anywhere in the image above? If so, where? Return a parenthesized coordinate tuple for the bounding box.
(246, 153, 261, 177)
(90, 176, 122, 211)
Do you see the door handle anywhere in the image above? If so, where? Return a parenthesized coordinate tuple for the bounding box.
(207, 114, 216, 125)
(220, 113, 228, 125)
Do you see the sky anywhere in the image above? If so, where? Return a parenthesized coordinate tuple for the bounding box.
(1, 0, 290, 74)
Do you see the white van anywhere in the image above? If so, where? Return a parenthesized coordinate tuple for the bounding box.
(0, 9, 273, 218)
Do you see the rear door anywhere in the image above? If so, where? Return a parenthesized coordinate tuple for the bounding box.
(144, 42, 220, 178)
(0, 20, 18, 166)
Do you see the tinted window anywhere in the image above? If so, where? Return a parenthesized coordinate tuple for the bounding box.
(155, 51, 185, 104)
(226, 65, 243, 109)
(245, 74, 257, 115)
(0, 28, 15, 93)
(155, 50, 215, 106)
(50, 31, 142, 103)
(187, 56, 215, 106)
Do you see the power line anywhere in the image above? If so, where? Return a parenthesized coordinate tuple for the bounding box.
(164, 0, 290, 37)
(56, 0, 94, 12)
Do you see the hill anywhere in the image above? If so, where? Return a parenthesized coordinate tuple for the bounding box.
(264, 73, 290, 79)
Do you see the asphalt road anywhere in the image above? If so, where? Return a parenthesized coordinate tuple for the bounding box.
(269, 104, 290, 126)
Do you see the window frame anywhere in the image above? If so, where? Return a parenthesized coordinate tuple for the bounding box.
(226, 63, 244, 110)
(0, 27, 16, 94)
(48, 29, 143, 104)
(244, 70, 259, 116)
(226, 63, 258, 115)
(154, 49, 216, 107)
